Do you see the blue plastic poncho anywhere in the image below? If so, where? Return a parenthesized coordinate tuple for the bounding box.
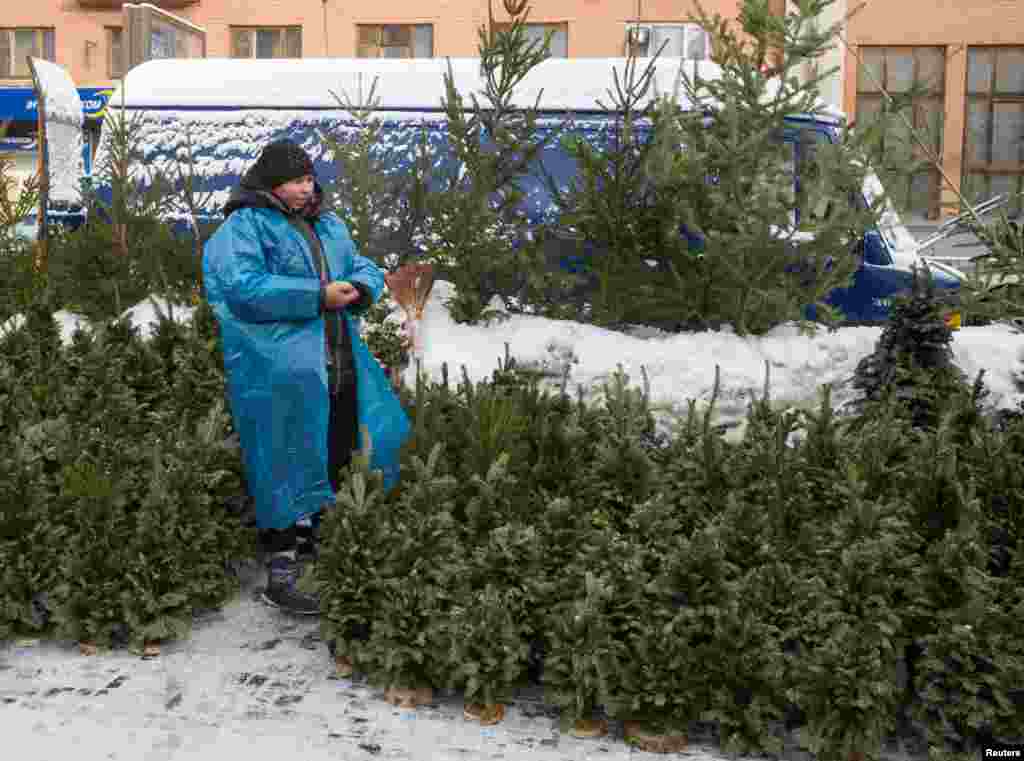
(203, 206, 410, 530)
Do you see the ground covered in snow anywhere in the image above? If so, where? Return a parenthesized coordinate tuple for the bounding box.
(1, 562, 929, 761)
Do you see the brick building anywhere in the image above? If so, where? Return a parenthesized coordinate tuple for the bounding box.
(1, 0, 1022, 218)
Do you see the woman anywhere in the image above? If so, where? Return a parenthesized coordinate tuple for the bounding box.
(203, 139, 409, 615)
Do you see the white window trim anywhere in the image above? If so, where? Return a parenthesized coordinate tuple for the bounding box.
(627, 23, 710, 60)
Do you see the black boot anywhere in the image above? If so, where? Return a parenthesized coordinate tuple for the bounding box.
(259, 526, 319, 616)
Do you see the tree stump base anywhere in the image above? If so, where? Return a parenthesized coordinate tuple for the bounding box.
(464, 702, 506, 725)
(78, 641, 98, 656)
(623, 721, 688, 754)
(570, 718, 609, 738)
(335, 655, 354, 678)
(384, 686, 433, 708)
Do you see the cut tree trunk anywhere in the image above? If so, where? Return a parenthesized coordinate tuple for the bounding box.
(464, 702, 506, 725)
(335, 655, 354, 678)
(79, 641, 98, 656)
(384, 686, 434, 708)
(570, 718, 609, 738)
(623, 721, 688, 754)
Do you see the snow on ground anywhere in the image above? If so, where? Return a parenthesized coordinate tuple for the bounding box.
(1, 565, 749, 761)
(3, 285, 1020, 759)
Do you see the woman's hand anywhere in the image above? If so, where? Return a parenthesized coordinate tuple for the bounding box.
(324, 281, 361, 310)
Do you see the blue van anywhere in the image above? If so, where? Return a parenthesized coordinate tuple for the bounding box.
(97, 56, 965, 323)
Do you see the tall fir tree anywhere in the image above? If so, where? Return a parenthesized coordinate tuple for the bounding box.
(424, 0, 565, 323)
(548, 0, 919, 335)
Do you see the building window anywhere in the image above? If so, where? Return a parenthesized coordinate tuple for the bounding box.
(491, 22, 568, 58)
(626, 23, 708, 60)
(0, 28, 56, 79)
(108, 27, 124, 79)
(963, 47, 1024, 218)
(356, 24, 433, 59)
(855, 46, 946, 220)
(231, 27, 302, 59)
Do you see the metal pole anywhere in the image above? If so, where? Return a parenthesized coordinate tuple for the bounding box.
(28, 56, 49, 273)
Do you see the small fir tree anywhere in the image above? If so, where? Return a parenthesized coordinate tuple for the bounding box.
(958, 203, 1024, 326)
(424, 0, 565, 323)
(53, 106, 197, 320)
(852, 264, 979, 431)
(542, 54, 675, 328)
(0, 155, 45, 317)
(319, 74, 434, 268)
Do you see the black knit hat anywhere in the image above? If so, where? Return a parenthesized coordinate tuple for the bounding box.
(247, 139, 315, 190)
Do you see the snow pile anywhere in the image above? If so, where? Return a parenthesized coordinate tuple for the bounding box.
(118, 296, 196, 339)
(0, 296, 194, 345)
(111, 57, 699, 112)
(110, 57, 843, 122)
(409, 282, 1024, 438)
(3, 284, 1022, 437)
(0, 311, 89, 346)
(28, 58, 84, 205)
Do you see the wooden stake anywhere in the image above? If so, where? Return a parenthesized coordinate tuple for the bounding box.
(27, 56, 49, 274)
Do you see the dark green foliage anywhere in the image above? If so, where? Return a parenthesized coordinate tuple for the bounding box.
(313, 343, 1024, 757)
(45, 105, 202, 323)
(900, 476, 1024, 752)
(318, 443, 459, 689)
(540, 565, 632, 723)
(361, 292, 411, 379)
(786, 493, 916, 761)
(852, 265, 976, 431)
(438, 521, 541, 705)
(47, 217, 199, 323)
(958, 207, 1024, 324)
(541, 0, 899, 335)
(0, 295, 253, 649)
(317, 462, 399, 666)
(319, 77, 433, 270)
(0, 446, 60, 639)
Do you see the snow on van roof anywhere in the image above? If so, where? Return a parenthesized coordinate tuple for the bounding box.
(109, 57, 845, 122)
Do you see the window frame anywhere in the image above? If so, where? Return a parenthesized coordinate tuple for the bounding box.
(355, 23, 434, 59)
(107, 26, 124, 79)
(490, 21, 568, 58)
(229, 26, 303, 60)
(625, 23, 709, 61)
(855, 45, 946, 220)
(0, 27, 56, 80)
(962, 46, 1024, 217)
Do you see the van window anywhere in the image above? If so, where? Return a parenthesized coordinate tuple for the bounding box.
(794, 129, 832, 231)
